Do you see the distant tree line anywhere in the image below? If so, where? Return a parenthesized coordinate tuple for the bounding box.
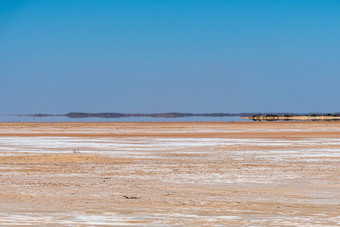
(16, 112, 340, 119)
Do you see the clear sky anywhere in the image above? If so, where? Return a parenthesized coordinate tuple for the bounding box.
(1, 0, 339, 114)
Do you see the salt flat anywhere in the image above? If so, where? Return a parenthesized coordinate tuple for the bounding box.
(0, 122, 339, 226)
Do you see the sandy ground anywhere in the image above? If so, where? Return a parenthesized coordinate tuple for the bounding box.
(0, 122, 339, 226)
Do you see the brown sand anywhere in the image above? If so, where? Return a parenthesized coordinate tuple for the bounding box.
(0, 122, 339, 225)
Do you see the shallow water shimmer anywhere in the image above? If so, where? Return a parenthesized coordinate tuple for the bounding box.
(0, 115, 245, 122)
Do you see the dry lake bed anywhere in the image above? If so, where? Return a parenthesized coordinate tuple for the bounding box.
(0, 122, 339, 226)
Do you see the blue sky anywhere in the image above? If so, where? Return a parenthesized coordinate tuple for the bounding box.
(0, 0, 339, 114)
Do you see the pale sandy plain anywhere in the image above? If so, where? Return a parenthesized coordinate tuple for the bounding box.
(0, 122, 339, 226)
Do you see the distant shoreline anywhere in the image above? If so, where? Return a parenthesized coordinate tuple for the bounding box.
(12, 112, 340, 120)
(14, 112, 243, 119)
(242, 114, 340, 121)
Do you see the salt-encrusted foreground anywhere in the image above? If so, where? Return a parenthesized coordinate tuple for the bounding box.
(0, 122, 339, 225)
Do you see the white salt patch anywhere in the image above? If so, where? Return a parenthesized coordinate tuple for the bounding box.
(0, 212, 244, 225)
(0, 137, 339, 161)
